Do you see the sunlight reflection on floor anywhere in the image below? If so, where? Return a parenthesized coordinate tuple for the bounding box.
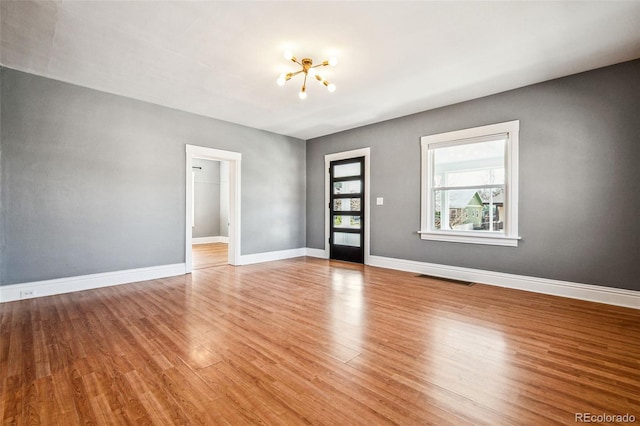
(329, 268, 365, 360)
(425, 317, 512, 409)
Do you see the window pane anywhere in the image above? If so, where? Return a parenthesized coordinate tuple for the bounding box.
(433, 187, 504, 232)
(334, 198, 361, 212)
(334, 215, 361, 229)
(333, 232, 361, 247)
(334, 162, 361, 178)
(434, 139, 505, 188)
(478, 187, 505, 231)
(333, 180, 361, 194)
(433, 190, 442, 230)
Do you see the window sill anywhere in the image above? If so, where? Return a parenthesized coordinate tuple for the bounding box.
(418, 230, 520, 247)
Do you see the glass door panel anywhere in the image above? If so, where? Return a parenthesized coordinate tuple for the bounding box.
(333, 162, 361, 178)
(333, 180, 362, 194)
(333, 215, 361, 229)
(333, 198, 361, 212)
(333, 232, 361, 247)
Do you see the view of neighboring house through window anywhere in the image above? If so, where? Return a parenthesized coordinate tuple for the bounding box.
(420, 120, 520, 246)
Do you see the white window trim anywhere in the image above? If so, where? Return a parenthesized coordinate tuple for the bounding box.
(419, 120, 520, 247)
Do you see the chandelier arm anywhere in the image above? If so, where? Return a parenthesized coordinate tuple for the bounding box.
(314, 74, 329, 85)
(288, 70, 305, 79)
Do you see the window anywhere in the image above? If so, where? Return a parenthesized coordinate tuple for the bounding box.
(419, 120, 520, 246)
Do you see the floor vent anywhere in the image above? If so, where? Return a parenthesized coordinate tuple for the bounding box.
(416, 274, 474, 286)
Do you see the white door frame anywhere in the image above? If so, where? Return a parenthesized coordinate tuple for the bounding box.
(185, 144, 241, 272)
(324, 147, 371, 264)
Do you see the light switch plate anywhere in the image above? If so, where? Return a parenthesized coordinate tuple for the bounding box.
(376, 197, 384, 205)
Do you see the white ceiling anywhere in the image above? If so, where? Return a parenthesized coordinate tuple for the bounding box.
(2, 1, 640, 140)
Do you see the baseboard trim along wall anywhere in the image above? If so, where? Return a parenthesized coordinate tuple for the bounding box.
(304, 248, 328, 259)
(304, 249, 638, 308)
(192, 236, 229, 244)
(2, 249, 637, 309)
(0, 247, 309, 302)
(367, 255, 639, 310)
(0, 263, 186, 303)
(239, 248, 307, 265)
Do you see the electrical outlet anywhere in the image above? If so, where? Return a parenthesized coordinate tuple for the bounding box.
(20, 289, 36, 299)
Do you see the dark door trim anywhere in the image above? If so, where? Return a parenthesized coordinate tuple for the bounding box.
(324, 148, 370, 264)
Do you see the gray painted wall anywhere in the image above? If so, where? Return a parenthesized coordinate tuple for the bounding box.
(192, 158, 222, 239)
(307, 59, 640, 291)
(0, 71, 3, 283)
(1, 68, 306, 285)
(219, 161, 229, 238)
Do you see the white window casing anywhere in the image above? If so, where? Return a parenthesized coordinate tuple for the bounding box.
(419, 120, 520, 247)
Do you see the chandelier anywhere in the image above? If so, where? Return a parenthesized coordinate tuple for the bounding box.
(277, 50, 337, 99)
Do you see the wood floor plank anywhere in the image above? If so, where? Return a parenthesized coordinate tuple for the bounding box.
(192, 243, 228, 270)
(2, 256, 639, 424)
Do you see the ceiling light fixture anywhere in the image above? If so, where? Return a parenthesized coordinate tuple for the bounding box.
(277, 50, 337, 99)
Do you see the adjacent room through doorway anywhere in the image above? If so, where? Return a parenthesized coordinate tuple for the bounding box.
(191, 158, 230, 269)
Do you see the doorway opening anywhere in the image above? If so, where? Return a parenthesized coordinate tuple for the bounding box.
(324, 147, 371, 264)
(185, 145, 241, 273)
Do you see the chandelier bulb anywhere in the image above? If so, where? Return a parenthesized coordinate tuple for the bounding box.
(327, 83, 336, 92)
(299, 90, 307, 100)
(329, 57, 338, 67)
(284, 50, 293, 61)
(277, 73, 286, 86)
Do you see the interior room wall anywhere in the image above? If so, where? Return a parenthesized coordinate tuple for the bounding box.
(307, 59, 640, 292)
(0, 73, 3, 282)
(0, 67, 306, 285)
(192, 158, 222, 239)
(219, 161, 229, 238)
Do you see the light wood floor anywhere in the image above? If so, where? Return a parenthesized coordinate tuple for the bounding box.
(192, 243, 228, 270)
(1, 257, 639, 425)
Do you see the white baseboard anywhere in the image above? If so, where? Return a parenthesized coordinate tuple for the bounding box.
(368, 255, 639, 309)
(192, 236, 229, 244)
(239, 248, 307, 265)
(0, 263, 186, 303)
(305, 248, 328, 259)
(3, 251, 636, 309)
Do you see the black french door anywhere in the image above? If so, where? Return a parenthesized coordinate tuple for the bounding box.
(329, 157, 364, 264)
